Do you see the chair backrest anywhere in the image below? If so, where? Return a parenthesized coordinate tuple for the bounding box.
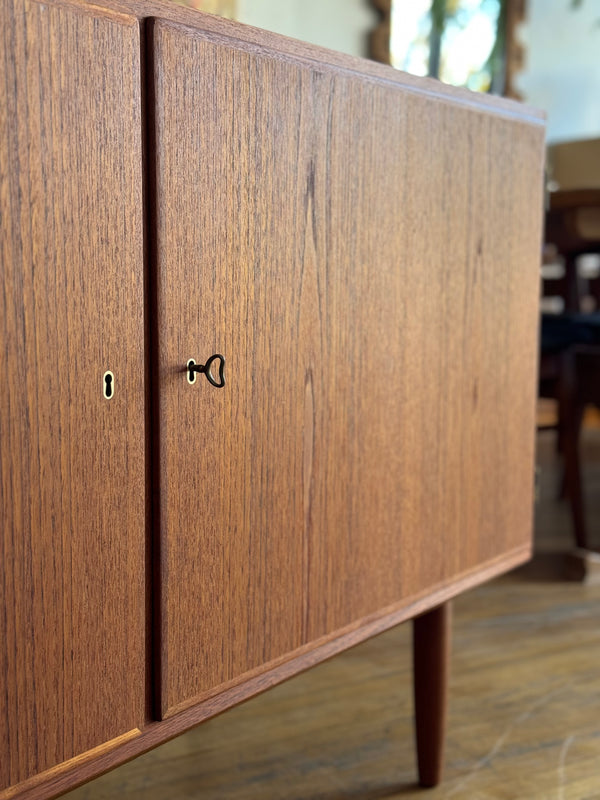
(547, 138, 600, 191)
(544, 139, 600, 312)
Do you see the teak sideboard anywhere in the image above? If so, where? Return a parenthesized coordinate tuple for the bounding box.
(0, 0, 545, 797)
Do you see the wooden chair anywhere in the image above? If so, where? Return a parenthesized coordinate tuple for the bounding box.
(540, 330, 600, 549)
(541, 181, 600, 551)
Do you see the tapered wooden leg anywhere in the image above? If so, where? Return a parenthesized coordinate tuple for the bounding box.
(412, 601, 451, 788)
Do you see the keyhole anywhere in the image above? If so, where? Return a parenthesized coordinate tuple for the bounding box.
(187, 359, 197, 385)
(103, 371, 114, 400)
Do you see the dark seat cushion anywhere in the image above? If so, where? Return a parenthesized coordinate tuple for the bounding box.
(540, 312, 600, 354)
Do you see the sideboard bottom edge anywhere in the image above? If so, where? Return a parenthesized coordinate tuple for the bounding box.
(3, 542, 531, 800)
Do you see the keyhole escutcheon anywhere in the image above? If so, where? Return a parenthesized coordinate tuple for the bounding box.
(103, 371, 114, 400)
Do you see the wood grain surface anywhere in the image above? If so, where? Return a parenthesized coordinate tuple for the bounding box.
(0, 0, 546, 796)
(151, 19, 545, 717)
(0, 0, 146, 790)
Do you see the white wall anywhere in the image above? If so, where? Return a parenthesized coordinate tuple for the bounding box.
(516, 0, 600, 143)
(236, 0, 377, 59)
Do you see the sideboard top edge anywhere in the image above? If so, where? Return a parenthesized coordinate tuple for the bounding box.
(153, 18, 546, 128)
(32, 0, 545, 128)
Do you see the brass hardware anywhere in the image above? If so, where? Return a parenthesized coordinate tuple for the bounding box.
(103, 371, 114, 400)
(187, 359, 197, 385)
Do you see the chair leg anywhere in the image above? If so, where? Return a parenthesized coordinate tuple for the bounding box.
(558, 352, 588, 549)
(564, 411, 587, 549)
(413, 601, 451, 788)
(557, 402, 584, 501)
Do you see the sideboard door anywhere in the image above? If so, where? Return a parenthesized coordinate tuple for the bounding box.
(152, 20, 544, 718)
(0, 0, 146, 790)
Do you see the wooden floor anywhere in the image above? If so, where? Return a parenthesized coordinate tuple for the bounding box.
(65, 426, 600, 800)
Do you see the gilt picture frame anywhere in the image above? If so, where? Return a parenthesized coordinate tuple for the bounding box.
(369, 0, 526, 99)
(171, 0, 236, 19)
